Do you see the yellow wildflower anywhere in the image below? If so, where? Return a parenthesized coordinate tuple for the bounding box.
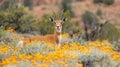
(38, 64, 48, 67)
(11, 57, 17, 64)
(18, 54, 25, 60)
(25, 55, 32, 60)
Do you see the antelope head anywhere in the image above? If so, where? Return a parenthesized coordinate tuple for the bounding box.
(49, 10, 67, 33)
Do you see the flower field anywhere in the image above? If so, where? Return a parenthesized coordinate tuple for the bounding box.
(0, 30, 120, 67)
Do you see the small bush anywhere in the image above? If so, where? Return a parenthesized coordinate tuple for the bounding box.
(0, 27, 4, 38)
(93, 0, 103, 3)
(100, 23, 120, 42)
(61, 0, 74, 16)
(82, 11, 100, 41)
(76, 0, 86, 1)
(23, 0, 33, 10)
(93, 0, 114, 5)
(0, 11, 6, 25)
(96, 9, 102, 17)
(82, 11, 99, 26)
(102, 0, 114, 5)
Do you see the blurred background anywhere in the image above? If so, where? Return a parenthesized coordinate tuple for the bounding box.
(0, 0, 120, 42)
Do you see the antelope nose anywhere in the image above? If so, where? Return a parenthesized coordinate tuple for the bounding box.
(57, 26, 60, 28)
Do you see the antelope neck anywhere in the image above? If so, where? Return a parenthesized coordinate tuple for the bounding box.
(54, 31, 61, 44)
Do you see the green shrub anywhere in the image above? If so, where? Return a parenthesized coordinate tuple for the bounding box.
(93, 0, 103, 3)
(0, 5, 36, 33)
(0, 27, 4, 38)
(0, 11, 6, 25)
(82, 11, 99, 26)
(23, 0, 33, 10)
(0, 0, 15, 10)
(35, 2, 40, 6)
(96, 9, 102, 17)
(82, 11, 100, 41)
(19, 14, 35, 33)
(82, 11, 99, 31)
(102, 0, 114, 5)
(61, 0, 74, 16)
(76, 0, 86, 1)
(93, 0, 114, 5)
(99, 23, 120, 42)
(82, 10, 120, 42)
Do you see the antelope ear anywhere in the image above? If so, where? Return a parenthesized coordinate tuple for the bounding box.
(49, 17, 55, 23)
(62, 17, 67, 24)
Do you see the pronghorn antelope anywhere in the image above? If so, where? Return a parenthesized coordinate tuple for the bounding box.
(16, 10, 67, 47)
